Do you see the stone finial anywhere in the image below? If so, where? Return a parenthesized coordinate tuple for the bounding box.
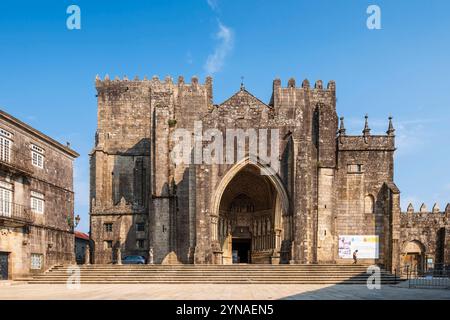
(327, 80, 336, 91)
(104, 74, 110, 81)
(432, 203, 440, 213)
(134, 75, 139, 81)
(338, 117, 346, 136)
(191, 76, 198, 85)
(446, 203, 450, 213)
(240, 76, 245, 91)
(114, 75, 120, 81)
(123, 75, 128, 81)
(165, 75, 173, 84)
(387, 116, 395, 136)
(178, 75, 184, 85)
(407, 203, 414, 213)
(143, 75, 148, 81)
(302, 79, 310, 88)
(363, 114, 371, 136)
(95, 74, 100, 81)
(419, 203, 428, 212)
(314, 80, 323, 89)
(288, 78, 296, 88)
(152, 75, 159, 82)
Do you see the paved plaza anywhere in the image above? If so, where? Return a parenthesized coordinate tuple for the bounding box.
(0, 282, 449, 300)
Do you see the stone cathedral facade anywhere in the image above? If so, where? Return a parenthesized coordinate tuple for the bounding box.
(89, 75, 450, 271)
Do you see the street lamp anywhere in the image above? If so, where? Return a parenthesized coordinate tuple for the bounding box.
(67, 214, 81, 230)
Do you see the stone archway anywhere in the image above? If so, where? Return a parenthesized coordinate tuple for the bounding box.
(210, 157, 290, 264)
(402, 240, 426, 274)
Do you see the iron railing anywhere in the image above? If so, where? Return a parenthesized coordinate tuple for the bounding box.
(399, 263, 450, 289)
(0, 146, 34, 175)
(0, 201, 32, 224)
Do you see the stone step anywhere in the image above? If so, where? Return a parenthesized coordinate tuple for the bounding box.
(50, 267, 374, 271)
(29, 276, 398, 281)
(52, 264, 371, 267)
(47, 269, 386, 274)
(28, 264, 400, 285)
(28, 280, 400, 284)
(31, 274, 397, 278)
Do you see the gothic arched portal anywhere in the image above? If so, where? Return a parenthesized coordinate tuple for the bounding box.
(210, 158, 291, 264)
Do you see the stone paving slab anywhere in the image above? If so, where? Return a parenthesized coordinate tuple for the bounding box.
(0, 283, 449, 300)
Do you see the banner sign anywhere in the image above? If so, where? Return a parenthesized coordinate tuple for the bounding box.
(338, 235, 379, 259)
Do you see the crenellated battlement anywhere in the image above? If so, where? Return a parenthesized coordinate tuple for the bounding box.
(272, 77, 336, 93)
(95, 74, 213, 93)
(400, 203, 450, 232)
(401, 202, 450, 230)
(402, 202, 450, 216)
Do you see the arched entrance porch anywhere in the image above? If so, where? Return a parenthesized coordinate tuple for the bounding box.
(402, 240, 426, 274)
(210, 158, 291, 264)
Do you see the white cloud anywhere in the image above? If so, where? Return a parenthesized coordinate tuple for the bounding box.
(207, 0, 219, 11)
(204, 22, 234, 74)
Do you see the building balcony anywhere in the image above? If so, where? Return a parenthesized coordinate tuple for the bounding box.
(0, 201, 32, 227)
(0, 147, 34, 176)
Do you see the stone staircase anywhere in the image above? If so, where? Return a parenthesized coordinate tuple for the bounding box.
(23, 264, 401, 284)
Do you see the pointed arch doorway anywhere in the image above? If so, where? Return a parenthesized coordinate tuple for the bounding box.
(210, 158, 291, 264)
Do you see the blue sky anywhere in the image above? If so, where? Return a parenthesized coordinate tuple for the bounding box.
(0, 0, 449, 232)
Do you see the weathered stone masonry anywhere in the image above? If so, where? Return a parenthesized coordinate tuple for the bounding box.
(89, 75, 449, 271)
(0, 110, 79, 279)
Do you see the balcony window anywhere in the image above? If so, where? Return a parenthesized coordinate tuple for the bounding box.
(0, 135, 11, 163)
(31, 145, 44, 169)
(0, 181, 13, 217)
(31, 191, 44, 214)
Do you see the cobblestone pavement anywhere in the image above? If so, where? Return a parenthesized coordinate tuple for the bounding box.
(0, 282, 449, 300)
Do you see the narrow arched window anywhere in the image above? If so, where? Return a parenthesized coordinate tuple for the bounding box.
(364, 194, 375, 213)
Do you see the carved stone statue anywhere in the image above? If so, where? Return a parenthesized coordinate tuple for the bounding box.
(116, 245, 122, 265)
(148, 247, 154, 264)
(84, 244, 90, 265)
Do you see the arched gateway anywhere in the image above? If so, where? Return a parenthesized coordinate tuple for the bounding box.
(210, 157, 291, 264)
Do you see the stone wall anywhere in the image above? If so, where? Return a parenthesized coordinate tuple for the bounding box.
(400, 203, 450, 268)
(89, 75, 448, 269)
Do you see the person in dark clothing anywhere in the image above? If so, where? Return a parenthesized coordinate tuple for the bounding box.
(353, 250, 358, 264)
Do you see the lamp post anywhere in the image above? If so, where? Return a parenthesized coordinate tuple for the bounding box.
(67, 214, 81, 231)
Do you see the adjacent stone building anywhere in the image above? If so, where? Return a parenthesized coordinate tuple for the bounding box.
(89, 75, 449, 272)
(75, 231, 90, 264)
(0, 110, 79, 279)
